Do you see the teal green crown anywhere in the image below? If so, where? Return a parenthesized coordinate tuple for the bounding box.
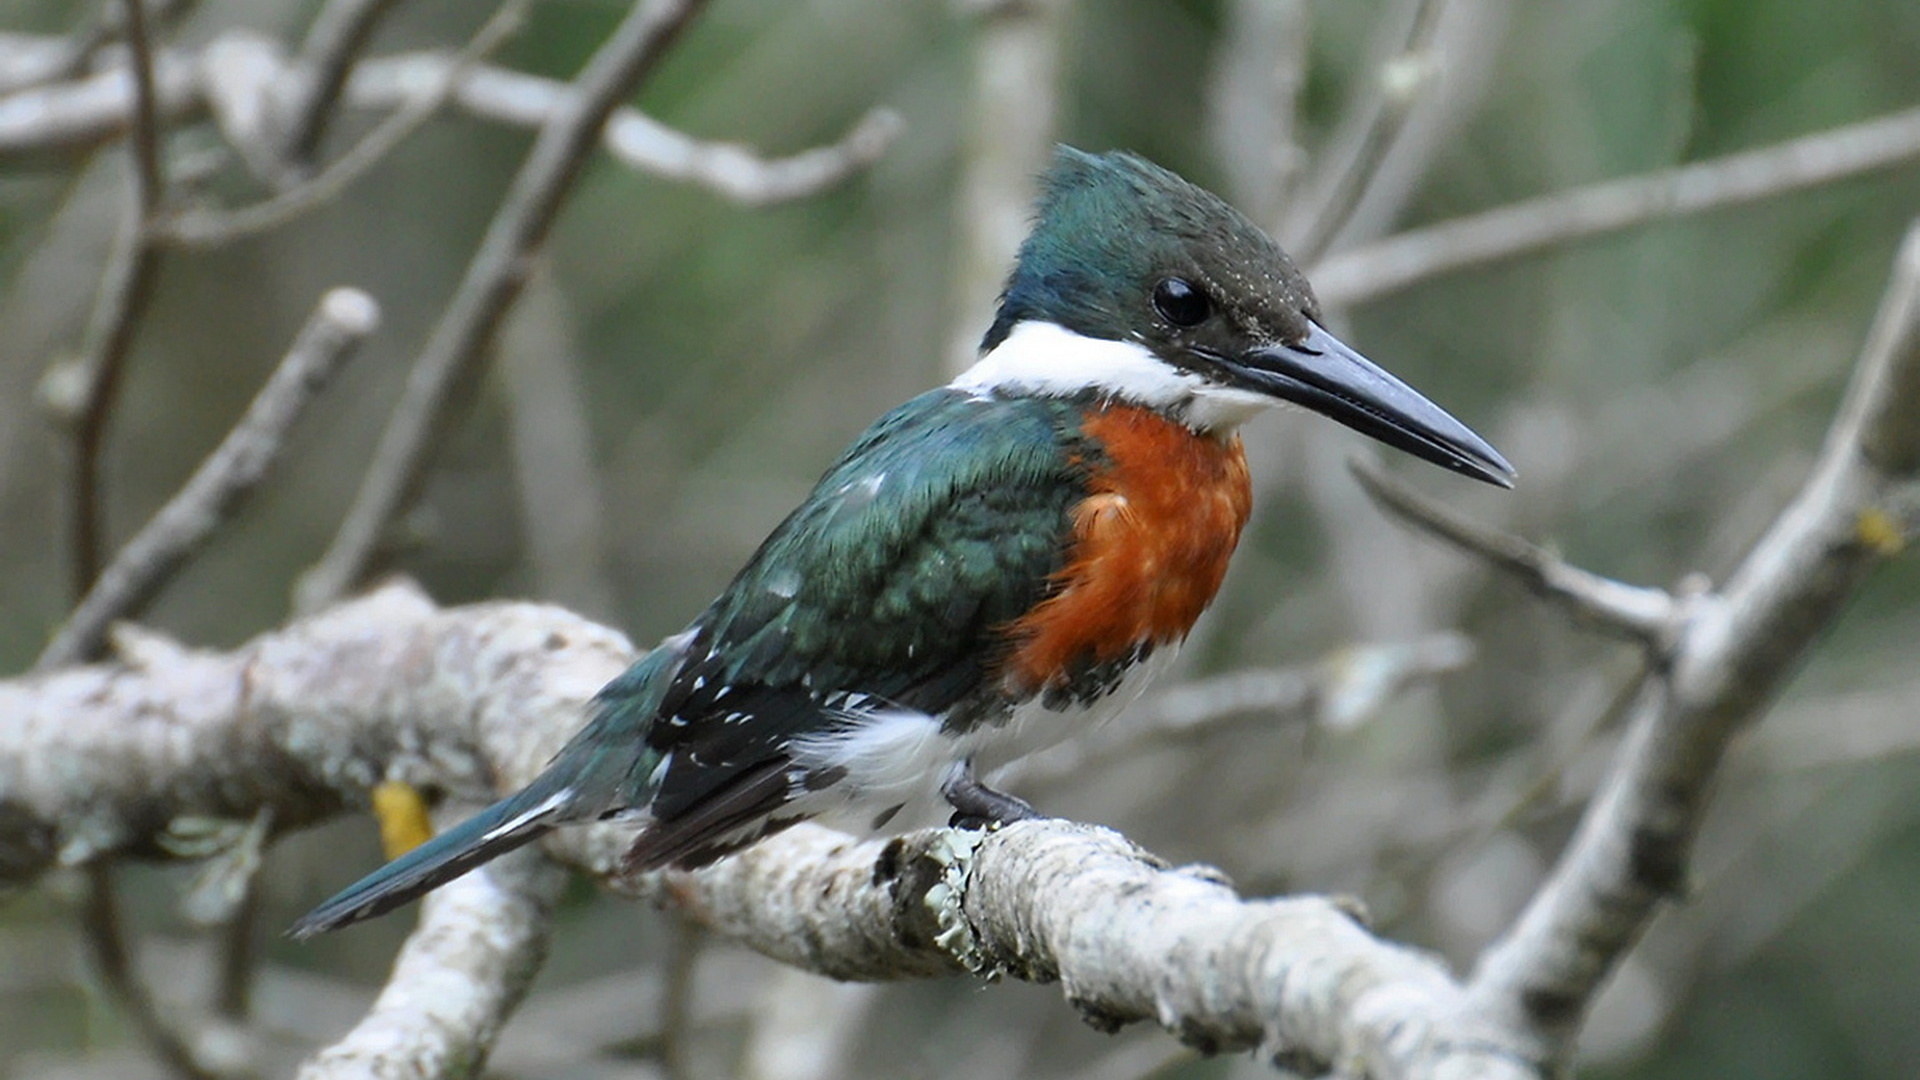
(982, 147, 1319, 352)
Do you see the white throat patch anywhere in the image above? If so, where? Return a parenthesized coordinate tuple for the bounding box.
(950, 320, 1274, 432)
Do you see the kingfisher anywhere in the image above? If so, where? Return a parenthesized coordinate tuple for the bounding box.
(290, 147, 1512, 937)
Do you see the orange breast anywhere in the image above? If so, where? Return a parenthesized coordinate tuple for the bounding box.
(1000, 404, 1253, 697)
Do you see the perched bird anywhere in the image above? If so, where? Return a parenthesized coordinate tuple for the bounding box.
(290, 147, 1512, 937)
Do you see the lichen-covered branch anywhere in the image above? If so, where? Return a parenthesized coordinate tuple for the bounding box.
(0, 582, 1537, 1079)
(296, 839, 568, 1080)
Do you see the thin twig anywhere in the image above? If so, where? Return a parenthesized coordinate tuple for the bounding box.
(0, 37, 901, 205)
(1349, 457, 1681, 644)
(412, 60, 903, 206)
(275, 0, 408, 174)
(58, 0, 170, 597)
(656, 917, 704, 1080)
(80, 864, 227, 1080)
(1311, 104, 1920, 306)
(1284, 0, 1445, 261)
(1466, 219, 1920, 1063)
(118, 0, 164, 202)
(294, 0, 712, 615)
(166, 4, 530, 247)
(946, 0, 1068, 373)
(57, 11, 187, 1074)
(38, 289, 379, 669)
(997, 633, 1475, 789)
(1206, 0, 1311, 234)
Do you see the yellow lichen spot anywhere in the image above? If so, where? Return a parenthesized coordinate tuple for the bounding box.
(372, 780, 435, 858)
(1855, 507, 1906, 557)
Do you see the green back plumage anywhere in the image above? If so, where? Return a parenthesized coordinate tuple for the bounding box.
(626, 389, 1096, 829)
(701, 389, 1086, 695)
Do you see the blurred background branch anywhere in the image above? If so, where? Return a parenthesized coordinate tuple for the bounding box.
(290, 0, 714, 615)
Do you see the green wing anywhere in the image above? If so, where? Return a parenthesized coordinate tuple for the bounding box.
(629, 389, 1093, 835)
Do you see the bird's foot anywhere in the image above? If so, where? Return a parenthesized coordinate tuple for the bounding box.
(942, 768, 1043, 830)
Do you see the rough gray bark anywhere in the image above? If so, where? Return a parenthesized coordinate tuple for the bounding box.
(0, 581, 1536, 1079)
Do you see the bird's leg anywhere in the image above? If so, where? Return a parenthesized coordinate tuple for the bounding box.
(941, 761, 1043, 829)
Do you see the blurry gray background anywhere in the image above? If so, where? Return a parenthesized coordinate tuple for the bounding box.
(3, 0, 1920, 1077)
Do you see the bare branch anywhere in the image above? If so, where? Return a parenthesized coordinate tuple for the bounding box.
(945, 0, 1069, 373)
(195, 32, 288, 182)
(78, 864, 236, 1080)
(1349, 458, 1681, 644)
(275, 0, 408, 173)
(1466, 220, 1920, 1062)
(676, 822, 1537, 1078)
(292, 0, 712, 614)
(47, 0, 172, 600)
(118, 0, 164, 201)
(37, 288, 379, 670)
(1283, 0, 1444, 260)
(168, 7, 529, 247)
(0, 30, 94, 96)
(402, 59, 904, 206)
(0, 45, 201, 153)
(0, 583, 1536, 1078)
(47, 13, 184, 1071)
(997, 633, 1474, 790)
(1206, 0, 1310, 234)
(1311, 104, 1920, 306)
(0, 37, 902, 208)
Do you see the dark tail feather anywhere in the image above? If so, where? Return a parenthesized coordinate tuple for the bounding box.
(286, 781, 571, 939)
(289, 639, 688, 938)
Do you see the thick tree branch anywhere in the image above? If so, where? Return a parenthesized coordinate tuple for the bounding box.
(296, 834, 568, 1080)
(1464, 220, 1920, 1061)
(0, 582, 1537, 1078)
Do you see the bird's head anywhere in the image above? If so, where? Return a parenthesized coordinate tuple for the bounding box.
(957, 147, 1514, 488)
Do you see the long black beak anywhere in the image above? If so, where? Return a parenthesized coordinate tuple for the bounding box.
(1225, 323, 1515, 488)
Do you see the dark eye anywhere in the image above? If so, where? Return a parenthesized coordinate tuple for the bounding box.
(1152, 278, 1211, 327)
